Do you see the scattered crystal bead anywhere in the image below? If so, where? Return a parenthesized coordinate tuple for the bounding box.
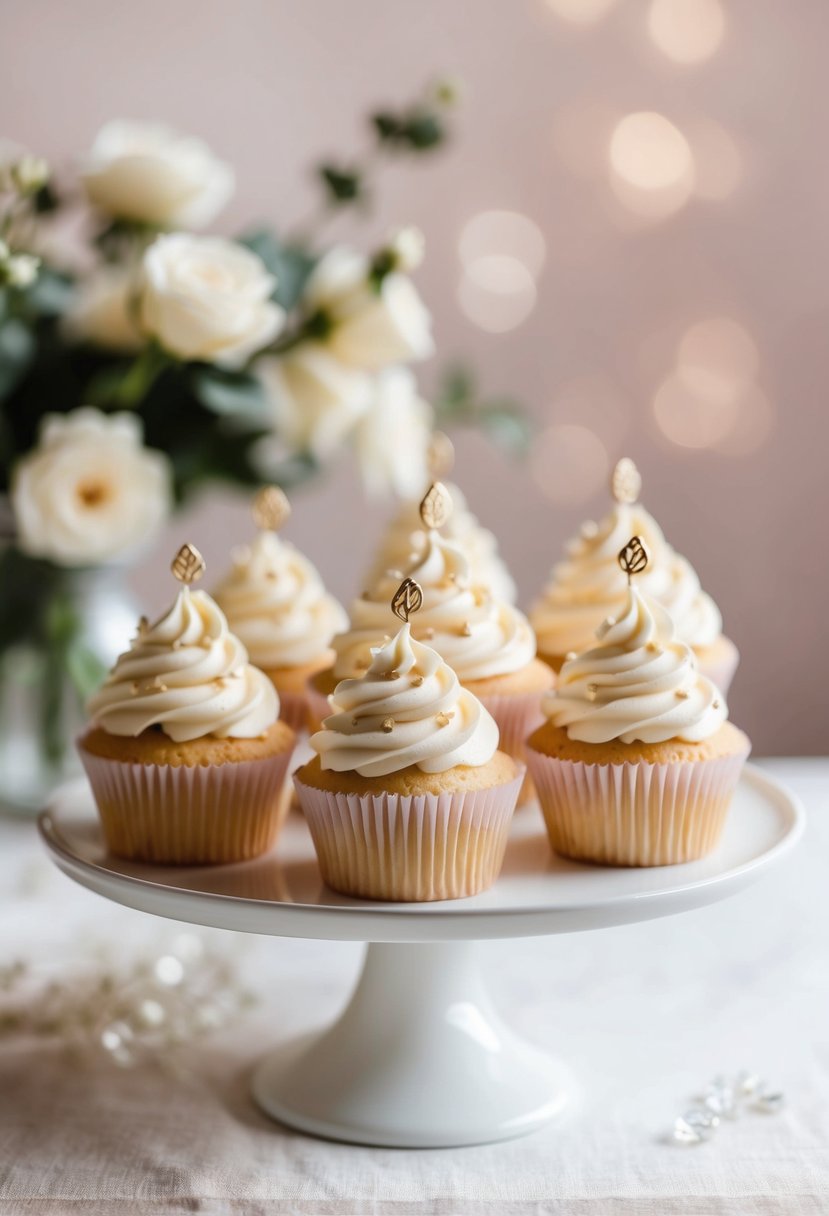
(753, 1086, 785, 1113)
(673, 1107, 720, 1144)
(154, 955, 185, 987)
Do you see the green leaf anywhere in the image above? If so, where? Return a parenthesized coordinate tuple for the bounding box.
(0, 320, 35, 398)
(191, 366, 269, 417)
(239, 228, 315, 310)
(372, 111, 405, 142)
(26, 267, 74, 317)
(318, 164, 363, 203)
(403, 111, 444, 150)
(479, 403, 533, 456)
(65, 640, 107, 700)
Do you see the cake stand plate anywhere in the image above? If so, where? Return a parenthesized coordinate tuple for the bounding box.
(38, 764, 803, 1148)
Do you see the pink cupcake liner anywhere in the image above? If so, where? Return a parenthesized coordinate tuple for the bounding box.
(477, 690, 547, 806)
(696, 639, 740, 697)
(526, 745, 749, 867)
(294, 767, 524, 901)
(79, 742, 295, 865)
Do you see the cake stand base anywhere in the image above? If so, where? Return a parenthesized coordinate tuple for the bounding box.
(252, 941, 569, 1148)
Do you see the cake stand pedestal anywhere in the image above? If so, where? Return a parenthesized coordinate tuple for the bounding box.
(38, 764, 802, 1148)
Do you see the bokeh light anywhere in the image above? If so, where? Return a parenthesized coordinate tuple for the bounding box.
(647, 0, 726, 65)
(552, 101, 620, 180)
(548, 373, 631, 449)
(530, 423, 609, 504)
(713, 384, 775, 456)
(544, 0, 617, 27)
(458, 210, 544, 333)
(677, 316, 758, 403)
(652, 371, 740, 449)
(608, 111, 695, 220)
(459, 210, 546, 278)
(686, 118, 743, 201)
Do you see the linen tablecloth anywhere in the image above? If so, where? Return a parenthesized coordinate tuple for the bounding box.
(0, 758, 826, 1215)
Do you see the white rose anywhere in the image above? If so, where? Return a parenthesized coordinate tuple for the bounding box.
(11, 408, 172, 567)
(82, 120, 234, 228)
(354, 366, 434, 497)
(139, 234, 284, 366)
(302, 245, 434, 371)
(64, 265, 143, 351)
(259, 344, 371, 459)
(388, 226, 425, 273)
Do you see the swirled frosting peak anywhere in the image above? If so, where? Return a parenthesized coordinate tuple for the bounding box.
(542, 585, 726, 745)
(213, 531, 347, 670)
(87, 587, 279, 741)
(333, 530, 536, 682)
(311, 623, 499, 777)
(530, 500, 723, 656)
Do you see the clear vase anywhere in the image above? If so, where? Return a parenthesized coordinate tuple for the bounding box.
(0, 563, 138, 814)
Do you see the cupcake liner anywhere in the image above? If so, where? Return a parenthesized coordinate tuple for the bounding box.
(526, 745, 749, 867)
(294, 767, 524, 901)
(477, 690, 547, 807)
(277, 689, 311, 735)
(696, 641, 740, 697)
(79, 742, 295, 865)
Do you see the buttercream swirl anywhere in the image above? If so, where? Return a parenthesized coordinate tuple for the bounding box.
(333, 531, 535, 682)
(530, 501, 722, 656)
(213, 531, 347, 669)
(87, 587, 279, 741)
(311, 623, 499, 776)
(542, 585, 726, 744)
(366, 482, 517, 603)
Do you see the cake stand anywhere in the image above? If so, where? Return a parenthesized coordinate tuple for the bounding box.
(38, 764, 803, 1149)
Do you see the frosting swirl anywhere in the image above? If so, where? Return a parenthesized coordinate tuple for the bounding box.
(87, 587, 279, 741)
(542, 585, 726, 745)
(213, 531, 347, 669)
(333, 531, 536, 682)
(530, 500, 722, 656)
(311, 623, 499, 776)
(366, 482, 517, 603)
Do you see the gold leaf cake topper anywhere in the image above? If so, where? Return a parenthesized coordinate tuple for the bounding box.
(618, 535, 648, 583)
(171, 542, 206, 585)
(252, 485, 291, 532)
(391, 577, 424, 623)
(427, 431, 455, 479)
(611, 457, 642, 505)
(419, 481, 453, 531)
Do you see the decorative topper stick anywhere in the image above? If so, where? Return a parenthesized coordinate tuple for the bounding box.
(391, 577, 424, 624)
(611, 457, 642, 505)
(252, 485, 291, 532)
(419, 481, 453, 531)
(171, 542, 206, 585)
(427, 431, 455, 479)
(618, 535, 648, 584)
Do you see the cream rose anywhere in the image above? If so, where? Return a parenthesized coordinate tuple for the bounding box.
(11, 408, 172, 567)
(139, 234, 284, 366)
(302, 245, 434, 371)
(64, 265, 143, 351)
(259, 344, 371, 458)
(82, 121, 234, 228)
(355, 366, 433, 497)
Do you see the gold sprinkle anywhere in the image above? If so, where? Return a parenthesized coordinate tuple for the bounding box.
(383, 669, 400, 680)
(355, 658, 370, 671)
(382, 717, 394, 733)
(461, 622, 472, 637)
(713, 699, 721, 709)
(435, 711, 454, 727)
(213, 678, 226, 690)
(646, 641, 659, 653)
(352, 717, 359, 726)
(231, 669, 244, 679)
(586, 683, 598, 701)
(565, 651, 577, 662)
(172, 639, 182, 650)
(265, 570, 277, 581)
(412, 675, 424, 687)
(137, 615, 149, 632)
(131, 681, 140, 695)
(675, 688, 690, 700)
(422, 628, 435, 640)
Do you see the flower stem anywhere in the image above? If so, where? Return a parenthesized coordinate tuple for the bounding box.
(113, 343, 169, 407)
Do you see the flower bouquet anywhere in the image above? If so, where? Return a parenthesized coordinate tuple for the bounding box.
(0, 82, 528, 807)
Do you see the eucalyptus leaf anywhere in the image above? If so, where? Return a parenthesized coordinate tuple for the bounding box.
(0, 320, 35, 398)
(192, 367, 269, 417)
(240, 228, 315, 310)
(26, 268, 74, 317)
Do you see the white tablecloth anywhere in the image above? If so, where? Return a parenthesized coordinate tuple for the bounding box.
(0, 758, 826, 1215)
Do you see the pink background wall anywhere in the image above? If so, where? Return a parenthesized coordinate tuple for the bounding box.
(2, 0, 826, 754)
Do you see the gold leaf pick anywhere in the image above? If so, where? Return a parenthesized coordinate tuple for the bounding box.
(419, 481, 453, 531)
(171, 542, 206, 586)
(618, 535, 648, 584)
(391, 577, 424, 624)
(611, 457, 642, 505)
(252, 485, 291, 532)
(427, 431, 455, 479)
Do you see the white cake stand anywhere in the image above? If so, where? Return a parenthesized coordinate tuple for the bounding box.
(38, 764, 803, 1149)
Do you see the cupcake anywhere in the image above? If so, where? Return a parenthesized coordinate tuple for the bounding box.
(213, 486, 347, 733)
(78, 543, 296, 864)
(526, 536, 750, 867)
(530, 458, 739, 694)
(309, 483, 552, 800)
(294, 578, 523, 901)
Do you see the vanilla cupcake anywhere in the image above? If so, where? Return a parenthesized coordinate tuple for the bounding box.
(295, 584, 522, 900)
(213, 487, 347, 733)
(526, 537, 750, 867)
(79, 543, 295, 864)
(530, 458, 739, 694)
(309, 484, 552, 799)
